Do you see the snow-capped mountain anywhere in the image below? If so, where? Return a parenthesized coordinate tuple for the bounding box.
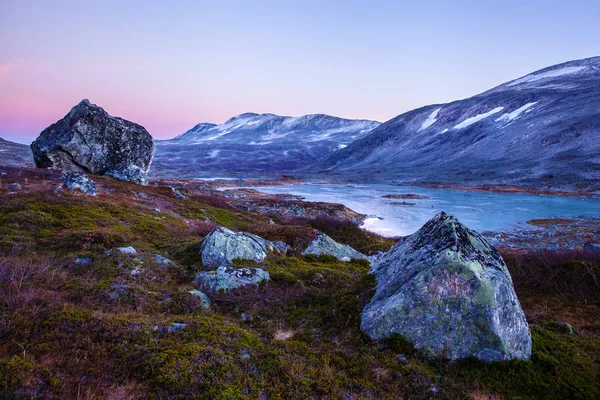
(152, 113, 380, 177)
(313, 56, 600, 189)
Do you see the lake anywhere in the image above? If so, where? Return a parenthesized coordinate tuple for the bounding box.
(251, 183, 600, 236)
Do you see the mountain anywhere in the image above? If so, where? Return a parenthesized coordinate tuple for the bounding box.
(0, 137, 33, 168)
(152, 113, 380, 177)
(313, 57, 600, 189)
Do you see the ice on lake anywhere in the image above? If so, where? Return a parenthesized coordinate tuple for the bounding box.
(252, 183, 600, 237)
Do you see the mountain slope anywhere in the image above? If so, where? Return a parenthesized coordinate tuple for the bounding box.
(0, 137, 33, 168)
(152, 113, 380, 177)
(313, 56, 600, 189)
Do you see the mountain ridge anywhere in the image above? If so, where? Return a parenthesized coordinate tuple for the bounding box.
(311, 56, 600, 189)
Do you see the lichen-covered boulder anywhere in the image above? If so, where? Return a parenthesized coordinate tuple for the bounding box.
(62, 172, 98, 195)
(200, 226, 287, 269)
(302, 231, 366, 261)
(188, 289, 212, 309)
(31, 99, 154, 184)
(194, 266, 269, 293)
(360, 212, 531, 362)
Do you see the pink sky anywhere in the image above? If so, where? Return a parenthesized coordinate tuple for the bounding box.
(1, 1, 599, 143)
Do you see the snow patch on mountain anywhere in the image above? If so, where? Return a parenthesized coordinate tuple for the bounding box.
(454, 107, 504, 129)
(508, 66, 586, 87)
(418, 108, 440, 132)
(495, 102, 537, 123)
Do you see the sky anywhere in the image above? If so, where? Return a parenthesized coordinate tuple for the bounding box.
(1, 1, 599, 143)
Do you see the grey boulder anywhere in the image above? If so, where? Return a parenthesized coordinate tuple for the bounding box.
(583, 242, 600, 254)
(200, 226, 287, 268)
(62, 172, 98, 195)
(360, 212, 531, 362)
(302, 230, 366, 261)
(188, 289, 212, 309)
(31, 99, 154, 184)
(194, 266, 270, 293)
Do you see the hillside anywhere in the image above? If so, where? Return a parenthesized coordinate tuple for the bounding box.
(0, 167, 598, 398)
(0, 138, 33, 168)
(313, 57, 600, 190)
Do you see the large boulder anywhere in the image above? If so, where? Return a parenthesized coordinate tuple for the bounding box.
(194, 266, 270, 293)
(200, 226, 287, 269)
(361, 212, 531, 362)
(302, 230, 366, 261)
(31, 100, 154, 184)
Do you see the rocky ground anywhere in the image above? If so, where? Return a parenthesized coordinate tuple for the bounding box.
(0, 167, 599, 399)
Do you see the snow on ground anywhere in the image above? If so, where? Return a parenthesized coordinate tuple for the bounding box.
(338, 144, 347, 149)
(495, 102, 537, 123)
(453, 107, 504, 130)
(418, 108, 440, 132)
(209, 150, 220, 158)
(508, 66, 586, 87)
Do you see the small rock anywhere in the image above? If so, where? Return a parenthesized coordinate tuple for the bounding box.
(583, 242, 600, 254)
(241, 312, 249, 322)
(106, 246, 138, 256)
(302, 230, 366, 261)
(109, 283, 129, 300)
(194, 266, 270, 293)
(7, 183, 21, 191)
(154, 208, 161, 212)
(554, 321, 575, 336)
(188, 289, 211, 310)
(239, 349, 251, 360)
(268, 219, 276, 225)
(75, 256, 93, 265)
(154, 254, 172, 266)
(137, 192, 148, 199)
(168, 323, 186, 333)
(171, 187, 186, 200)
(62, 172, 98, 195)
(395, 354, 408, 364)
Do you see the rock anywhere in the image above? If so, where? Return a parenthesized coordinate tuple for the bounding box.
(171, 187, 186, 200)
(62, 172, 98, 195)
(546, 243, 560, 251)
(109, 283, 129, 300)
(31, 99, 154, 184)
(154, 254, 172, 266)
(107, 246, 138, 256)
(200, 226, 287, 268)
(583, 242, 600, 254)
(188, 289, 211, 309)
(7, 183, 21, 191)
(168, 323, 186, 333)
(554, 321, 575, 336)
(75, 256, 93, 265)
(194, 266, 270, 293)
(360, 212, 531, 362)
(302, 231, 367, 261)
(382, 194, 430, 200)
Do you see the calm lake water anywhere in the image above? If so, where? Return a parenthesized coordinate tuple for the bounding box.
(251, 183, 600, 236)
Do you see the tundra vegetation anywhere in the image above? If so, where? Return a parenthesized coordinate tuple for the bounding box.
(0, 167, 599, 399)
